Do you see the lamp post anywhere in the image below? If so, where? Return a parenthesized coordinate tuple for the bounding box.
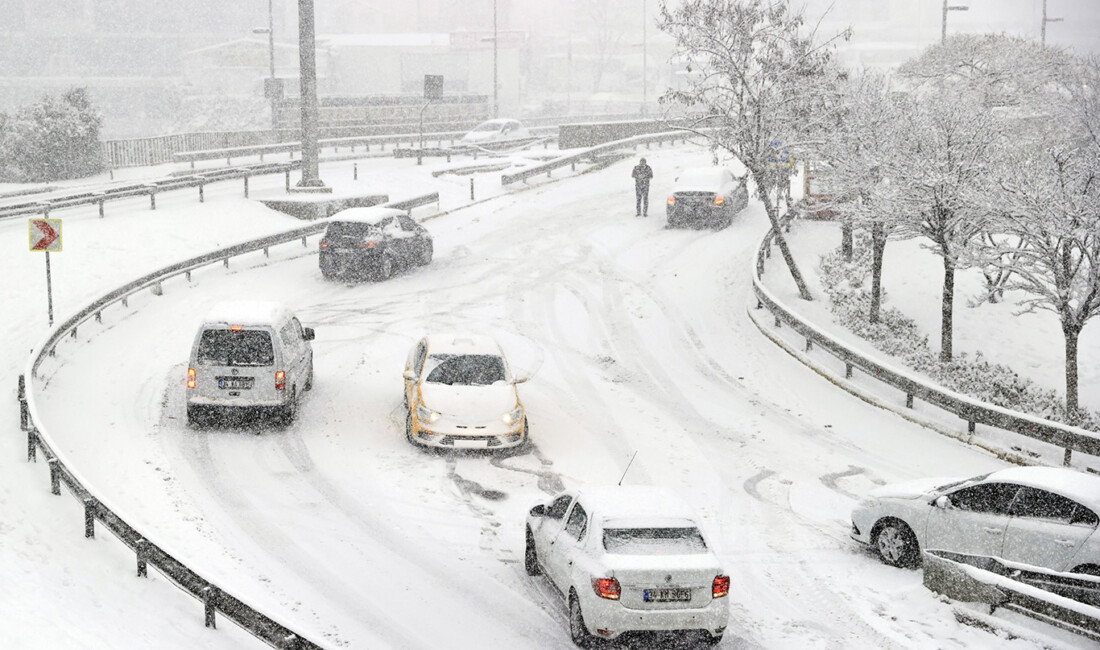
(252, 0, 277, 131)
(1041, 0, 1063, 45)
(941, 0, 969, 44)
(493, 0, 498, 118)
(641, 0, 647, 116)
(294, 0, 327, 191)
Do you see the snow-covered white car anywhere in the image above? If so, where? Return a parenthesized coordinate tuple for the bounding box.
(460, 118, 531, 145)
(525, 486, 729, 646)
(402, 334, 528, 450)
(851, 466, 1100, 575)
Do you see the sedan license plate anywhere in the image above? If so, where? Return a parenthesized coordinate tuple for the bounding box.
(217, 377, 254, 390)
(644, 588, 691, 603)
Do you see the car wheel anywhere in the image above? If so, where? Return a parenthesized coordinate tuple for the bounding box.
(280, 387, 298, 426)
(304, 365, 314, 392)
(186, 405, 205, 428)
(376, 255, 394, 281)
(524, 527, 541, 576)
(419, 240, 434, 265)
(701, 632, 724, 647)
(874, 519, 920, 568)
(405, 409, 416, 444)
(568, 591, 595, 648)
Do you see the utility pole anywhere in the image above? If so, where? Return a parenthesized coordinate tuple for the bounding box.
(252, 1, 277, 131)
(294, 0, 328, 192)
(1041, 0, 1062, 45)
(642, 0, 647, 116)
(941, 0, 969, 44)
(493, 0, 499, 118)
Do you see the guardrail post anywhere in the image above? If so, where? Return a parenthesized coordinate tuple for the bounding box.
(805, 338, 813, 352)
(84, 498, 96, 538)
(1063, 448, 1072, 467)
(96, 194, 106, 218)
(301, 237, 308, 248)
(263, 247, 269, 258)
(27, 428, 36, 462)
(906, 393, 914, 409)
(283, 634, 300, 650)
(845, 363, 853, 379)
(136, 538, 148, 577)
(571, 161, 576, 171)
(285, 170, 291, 191)
(226, 154, 232, 166)
(198, 180, 205, 203)
(223, 258, 229, 269)
(204, 586, 217, 628)
(148, 187, 156, 210)
(243, 175, 249, 198)
(470, 178, 475, 201)
(774, 315, 781, 328)
(353, 162, 358, 180)
(48, 458, 61, 495)
(18, 374, 28, 431)
(40, 203, 50, 218)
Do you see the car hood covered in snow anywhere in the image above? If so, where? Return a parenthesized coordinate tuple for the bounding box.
(420, 381, 517, 417)
(868, 476, 966, 501)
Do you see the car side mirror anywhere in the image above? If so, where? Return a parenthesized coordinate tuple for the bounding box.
(514, 376, 529, 384)
(934, 495, 951, 509)
(303, 327, 315, 341)
(402, 370, 416, 381)
(529, 504, 546, 517)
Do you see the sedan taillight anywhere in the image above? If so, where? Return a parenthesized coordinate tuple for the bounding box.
(712, 574, 730, 598)
(713, 195, 726, 206)
(187, 368, 196, 389)
(667, 196, 676, 205)
(319, 239, 329, 249)
(359, 240, 378, 249)
(275, 370, 286, 390)
(592, 577, 620, 600)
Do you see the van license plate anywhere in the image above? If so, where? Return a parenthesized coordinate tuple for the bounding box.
(217, 377, 254, 390)
(644, 588, 691, 602)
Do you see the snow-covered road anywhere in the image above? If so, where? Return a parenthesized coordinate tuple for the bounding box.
(11, 149, 1095, 649)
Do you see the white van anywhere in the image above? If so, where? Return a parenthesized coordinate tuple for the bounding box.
(186, 301, 315, 426)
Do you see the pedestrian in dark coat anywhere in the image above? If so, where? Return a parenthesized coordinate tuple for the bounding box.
(631, 157, 653, 216)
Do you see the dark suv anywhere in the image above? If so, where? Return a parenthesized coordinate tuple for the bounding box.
(319, 207, 433, 281)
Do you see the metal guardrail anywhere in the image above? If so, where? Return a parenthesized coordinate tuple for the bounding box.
(17, 192, 440, 650)
(751, 223, 1100, 464)
(173, 126, 560, 168)
(923, 550, 1100, 641)
(500, 129, 698, 185)
(0, 162, 301, 222)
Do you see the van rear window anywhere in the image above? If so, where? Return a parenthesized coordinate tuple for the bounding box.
(197, 329, 274, 366)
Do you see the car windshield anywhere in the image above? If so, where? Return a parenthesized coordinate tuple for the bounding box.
(197, 329, 274, 366)
(677, 169, 723, 186)
(472, 122, 504, 132)
(424, 354, 507, 386)
(325, 221, 383, 239)
(602, 527, 708, 555)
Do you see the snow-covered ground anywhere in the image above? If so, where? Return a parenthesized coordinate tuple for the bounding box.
(2, 147, 1097, 649)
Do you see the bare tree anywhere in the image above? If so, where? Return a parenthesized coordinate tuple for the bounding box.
(657, 0, 849, 301)
(984, 59, 1100, 420)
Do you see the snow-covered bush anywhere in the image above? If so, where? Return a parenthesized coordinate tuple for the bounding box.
(818, 245, 1100, 431)
(0, 88, 105, 182)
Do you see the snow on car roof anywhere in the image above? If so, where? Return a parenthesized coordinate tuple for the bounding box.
(425, 333, 503, 356)
(576, 486, 700, 524)
(327, 207, 406, 225)
(987, 466, 1100, 511)
(203, 300, 291, 327)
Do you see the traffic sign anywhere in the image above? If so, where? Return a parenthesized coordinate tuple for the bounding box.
(29, 218, 62, 252)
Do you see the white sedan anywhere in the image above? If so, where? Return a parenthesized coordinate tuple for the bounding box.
(460, 118, 532, 145)
(403, 334, 528, 450)
(851, 466, 1100, 575)
(525, 486, 729, 646)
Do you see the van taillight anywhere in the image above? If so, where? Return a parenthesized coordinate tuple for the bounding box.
(275, 370, 285, 390)
(592, 577, 620, 600)
(319, 240, 329, 248)
(712, 575, 730, 598)
(713, 196, 726, 206)
(187, 368, 196, 389)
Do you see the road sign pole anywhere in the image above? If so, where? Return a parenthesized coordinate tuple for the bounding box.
(45, 251, 54, 326)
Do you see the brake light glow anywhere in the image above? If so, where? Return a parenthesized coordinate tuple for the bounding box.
(230, 325, 243, 331)
(667, 196, 676, 205)
(187, 368, 196, 389)
(319, 240, 329, 248)
(592, 577, 620, 600)
(275, 370, 286, 390)
(713, 196, 726, 206)
(712, 575, 730, 598)
(359, 241, 377, 249)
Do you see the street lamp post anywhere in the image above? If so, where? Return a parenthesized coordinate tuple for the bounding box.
(1041, 0, 1063, 45)
(641, 0, 647, 116)
(252, 0, 277, 131)
(493, 0, 498, 118)
(941, 0, 969, 44)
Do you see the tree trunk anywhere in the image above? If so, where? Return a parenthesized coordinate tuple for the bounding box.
(1064, 321, 1080, 422)
(841, 220, 853, 261)
(759, 185, 813, 301)
(940, 256, 954, 362)
(869, 222, 886, 324)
